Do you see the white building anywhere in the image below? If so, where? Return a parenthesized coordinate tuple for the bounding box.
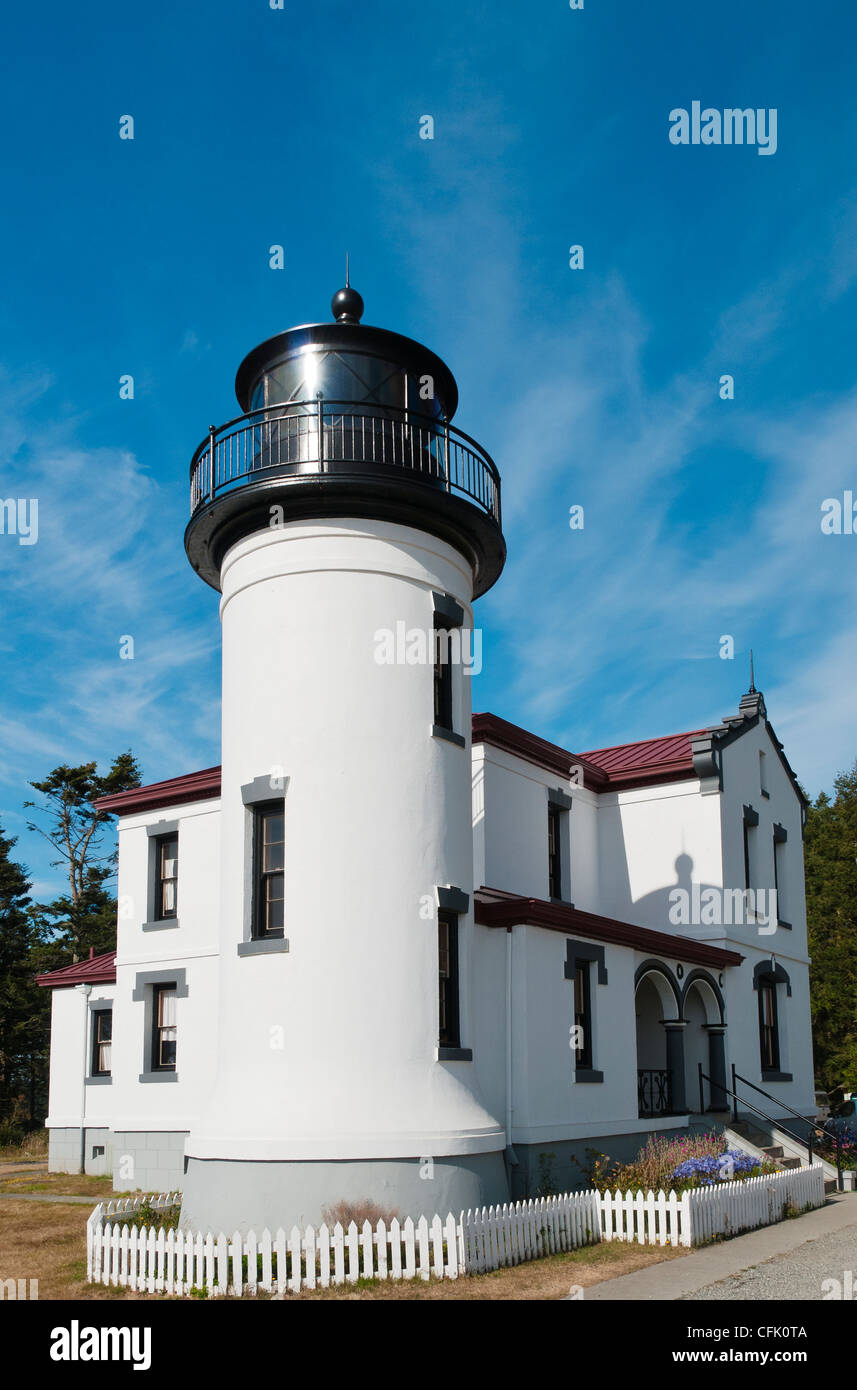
(38, 286, 816, 1231)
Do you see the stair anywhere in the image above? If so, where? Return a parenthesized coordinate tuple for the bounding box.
(729, 1124, 840, 1194)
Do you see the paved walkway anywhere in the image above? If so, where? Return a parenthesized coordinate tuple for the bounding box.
(0, 1191, 97, 1205)
(583, 1194, 857, 1301)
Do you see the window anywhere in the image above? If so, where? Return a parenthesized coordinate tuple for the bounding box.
(773, 823, 789, 925)
(573, 963, 592, 1069)
(433, 620, 454, 732)
(548, 803, 563, 899)
(155, 834, 178, 920)
(758, 978, 779, 1072)
(151, 984, 177, 1071)
(438, 912, 460, 1048)
(254, 803, 285, 938)
(742, 805, 759, 895)
(91, 1009, 112, 1076)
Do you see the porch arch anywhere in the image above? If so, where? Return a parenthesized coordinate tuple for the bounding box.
(634, 960, 685, 1116)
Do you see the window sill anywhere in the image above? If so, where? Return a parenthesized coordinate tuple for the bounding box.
(777, 920, 792, 931)
(142, 918, 180, 932)
(237, 937, 290, 957)
(573, 1069, 604, 1084)
(85, 1075, 112, 1086)
(432, 725, 466, 749)
(761, 1071, 793, 1083)
(139, 1071, 178, 1084)
(436, 1046, 473, 1062)
(550, 897, 575, 909)
(760, 790, 770, 799)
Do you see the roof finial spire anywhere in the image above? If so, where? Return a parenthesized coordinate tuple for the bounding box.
(345, 251, 350, 288)
(749, 648, 756, 693)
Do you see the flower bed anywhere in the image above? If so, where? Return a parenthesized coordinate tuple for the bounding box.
(583, 1131, 776, 1195)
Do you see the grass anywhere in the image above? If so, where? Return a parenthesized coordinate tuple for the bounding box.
(0, 1129, 49, 1165)
(0, 1168, 114, 1199)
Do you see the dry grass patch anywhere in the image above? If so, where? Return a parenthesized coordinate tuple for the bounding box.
(0, 1167, 114, 1199)
(0, 1199, 156, 1301)
(272, 1239, 688, 1301)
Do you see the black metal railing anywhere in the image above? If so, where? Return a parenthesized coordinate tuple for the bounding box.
(697, 1065, 844, 1192)
(188, 399, 502, 528)
(638, 1069, 674, 1118)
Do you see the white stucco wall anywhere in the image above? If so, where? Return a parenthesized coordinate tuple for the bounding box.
(186, 518, 504, 1164)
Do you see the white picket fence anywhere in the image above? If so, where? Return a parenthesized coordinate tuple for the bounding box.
(686, 1163, 825, 1244)
(86, 1165, 825, 1296)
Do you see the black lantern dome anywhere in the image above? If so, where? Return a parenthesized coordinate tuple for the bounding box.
(185, 287, 504, 596)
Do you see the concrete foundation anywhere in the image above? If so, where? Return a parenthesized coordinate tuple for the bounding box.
(111, 1130, 188, 1192)
(179, 1150, 510, 1232)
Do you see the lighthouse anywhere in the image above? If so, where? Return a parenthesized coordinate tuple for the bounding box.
(180, 282, 509, 1230)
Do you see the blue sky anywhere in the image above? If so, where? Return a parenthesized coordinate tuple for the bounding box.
(2, 0, 856, 897)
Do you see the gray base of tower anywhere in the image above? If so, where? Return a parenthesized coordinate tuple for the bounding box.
(48, 1126, 113, 1177)
(179, 1152, 510, 1233)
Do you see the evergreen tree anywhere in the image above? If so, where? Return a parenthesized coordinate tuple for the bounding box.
(805, 759, 857, 1090)
(25, 752, 141, 965)
(0, 824, 44, 1125)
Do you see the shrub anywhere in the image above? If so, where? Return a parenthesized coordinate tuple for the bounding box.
(320, 1199, 400, 1228)
(814, 1126, 857, 1170)
(583, 1132, 775, 1194)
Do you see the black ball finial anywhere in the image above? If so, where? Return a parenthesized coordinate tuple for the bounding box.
(331, 285, 364, 324)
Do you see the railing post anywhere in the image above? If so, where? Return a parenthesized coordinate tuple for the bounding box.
(442, 416, 450, 490)
(836, 1133, 843, 1192)
(208, 425, 217, 503)
(317, 393, 325, 472)
(698, 1062, 705, 1116)
(731, 1063, 738, 1123)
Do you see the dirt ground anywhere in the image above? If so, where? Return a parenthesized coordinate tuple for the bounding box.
(0, 1165, 688, 1301)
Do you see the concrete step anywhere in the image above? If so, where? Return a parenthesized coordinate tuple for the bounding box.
(779, 1157, 802, 1170)
(763, 1146, 785, 1159)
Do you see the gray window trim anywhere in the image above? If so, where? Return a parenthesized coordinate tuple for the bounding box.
(432, 591, 465, 627)
(436, 1046, 473, 1062)
(743, 804, 760, 827)
(432, 725, 466, 748)
(133, 968, 187, 1084)
(548, 786, 573, 811)
(87, 1001, 113, 1081)
(147, 822, 180, 925)
(146, 819, 180, 839)
(437, 886, 469, 915)
(573, 1069, 604, 1084)
(237, 938, 290, 957)
(242, 775, 290, 807)
(548, 790, 572, 904)
(773, 822, 788, 843)
(242, 789, 288, 945)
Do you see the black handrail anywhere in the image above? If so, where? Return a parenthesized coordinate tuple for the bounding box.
(188, 398, 502, 527)
(698, 1064, 843, 1192)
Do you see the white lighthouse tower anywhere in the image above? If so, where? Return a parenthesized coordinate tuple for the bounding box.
(180, 282, 508, 1231)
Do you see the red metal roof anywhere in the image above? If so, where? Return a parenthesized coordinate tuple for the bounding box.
(475, 888, 743, 968)
(36, 950, 117, 989)
(93, 718, 740, 817)
(94, 766, 222, 817)
(580, 729, 708, 783)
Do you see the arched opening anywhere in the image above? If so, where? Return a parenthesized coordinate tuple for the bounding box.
(635, 963, 682, 1118)
(682, 971, 727, 1112)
